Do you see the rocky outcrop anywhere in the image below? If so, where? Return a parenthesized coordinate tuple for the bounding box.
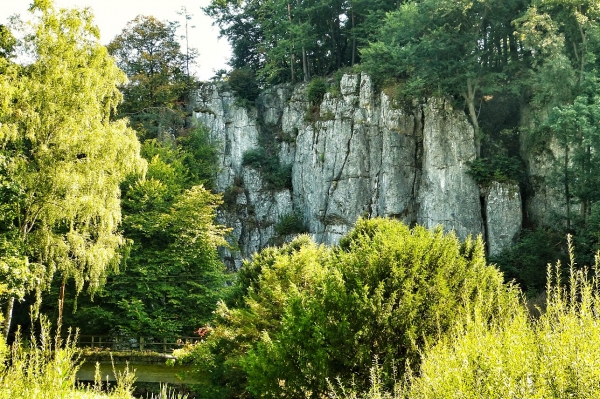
(189, 74, 522, 268)
(485, 182, 522, 257)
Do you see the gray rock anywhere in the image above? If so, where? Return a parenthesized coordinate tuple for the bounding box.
(189, 75, 528, 267)
(417, 98, 483, 240)
(485, 182, 522, 256)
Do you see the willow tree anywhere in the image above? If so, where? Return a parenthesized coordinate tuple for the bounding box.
(0, 0, 145, 337)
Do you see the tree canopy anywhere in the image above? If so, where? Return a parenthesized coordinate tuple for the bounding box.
(205, 0, 399, 84)
(108, 15, 197, 141)
(0, 0, 146, 335)
(50, 132, 229, 339)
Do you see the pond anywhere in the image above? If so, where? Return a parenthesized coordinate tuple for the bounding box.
(76, 362, 199, 384)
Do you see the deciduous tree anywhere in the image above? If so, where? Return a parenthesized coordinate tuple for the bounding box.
(0, 0, 145, 337)
(108, 15, 196, 140)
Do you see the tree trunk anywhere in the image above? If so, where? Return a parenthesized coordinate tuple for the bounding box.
(288, 4, 296, 83)
(302, 47, 308, 82)
(57, 281, 66, 329)
(565, 144, 571, 231)
(4, 297, 14, 341)
(465, 78, 481, 157)
(351, 10, 356, 66)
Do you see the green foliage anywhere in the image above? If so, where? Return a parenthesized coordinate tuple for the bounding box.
(176, 125, 219, 189)
(0, 0, 146, 326)
(0, 316, 135, 398)
(491, 228, 565, 295)
(0, 25, 16, 60)
(50, 136, 229, 340)
(275, 212, 308, 236)
(176, 218, 515, 398)
(362, 0, 530, 155)
(108, 15, 196, 141)
(397, 239, 600, 399)
(307, 77, 327, 105)
(205, 0, 398, 84)
(227, 68, 261, 108)
(467, 156, 523, 186)
(242, 148, 292, 190)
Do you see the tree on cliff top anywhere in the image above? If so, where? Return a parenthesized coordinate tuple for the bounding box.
(108, 15, 197, 141)
(0, 0, 145, 337)
(361, 0, 528, 157)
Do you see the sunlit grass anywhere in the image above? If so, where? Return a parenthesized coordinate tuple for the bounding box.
(0, 316, 135, 399)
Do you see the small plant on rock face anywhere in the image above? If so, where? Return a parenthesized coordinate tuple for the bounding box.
(275, 212, 308, 236)
(307, 77, 327, 105)
(467, 155, 523, 186)
(242, 148, 292, 190)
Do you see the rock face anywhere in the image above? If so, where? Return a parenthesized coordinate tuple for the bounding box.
(189, 74, 522, 268)
(485, 182, 522, 257)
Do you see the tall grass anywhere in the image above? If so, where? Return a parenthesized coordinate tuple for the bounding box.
(331, 236, 600, 399)
(0, 316, 136, 399)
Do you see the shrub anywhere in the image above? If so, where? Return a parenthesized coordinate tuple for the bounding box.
(400, 237, 600, 399)
(242, 148, 292, 190)
(467, 155, 523, 186)
(333, 237, 600, 399)
(491, 227, 565, 294)
(307, 77, 327, 105)
(228, 67, 260, 108)
(176, 124, 219, 189)
(178, 218, 517, 399)
(275, 212, 308, 236)
(241, 148, 266, 169)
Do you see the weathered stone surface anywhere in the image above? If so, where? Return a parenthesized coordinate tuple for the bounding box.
(190, 83, 260, 192)
(417, 98, 483, 239)
(189, 74, 524, 267)
(486, 182, 522, 256)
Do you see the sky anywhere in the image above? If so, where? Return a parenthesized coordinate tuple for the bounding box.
(1, 0, 232, 81)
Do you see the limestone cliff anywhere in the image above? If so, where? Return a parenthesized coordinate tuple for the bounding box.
(189, 73, 522, 268)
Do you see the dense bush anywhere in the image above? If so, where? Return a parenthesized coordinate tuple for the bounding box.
(491, 228, 565, 295)
(176, 125, 219, 189)
(340, 238, 600, 399)
(275, 212, 308, 236)
(467, 155, 523, 186)
(307, 77, 327, 105)
(175, 218, 516, 399)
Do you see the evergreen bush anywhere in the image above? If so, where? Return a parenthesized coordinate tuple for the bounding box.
(228, 68, 260, 108)
(307, 77, 327, 105)
(275, 212, 308, 236)
(467, 155, 523, 186)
